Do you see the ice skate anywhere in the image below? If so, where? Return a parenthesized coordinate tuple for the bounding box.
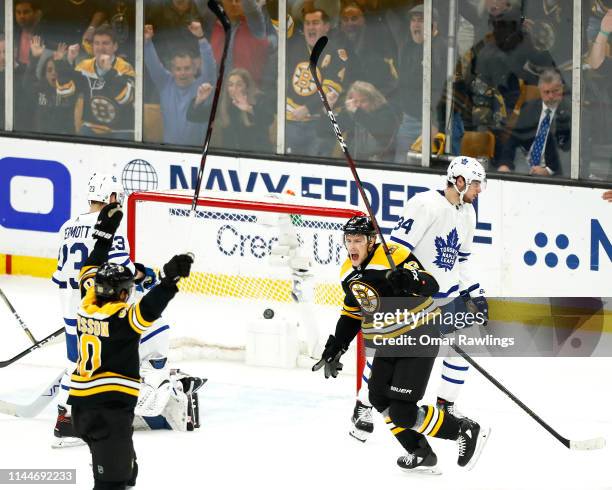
(349, 400, 374, 442)
(397, 439, 441, 475)
(52, 406, 85, 449)
(457, 418, 491, 470)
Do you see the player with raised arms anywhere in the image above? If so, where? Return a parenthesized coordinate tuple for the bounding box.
(52, 173, 204, 447)
(68, 200, 193, 488)
(313, 216, 490, 473)
(350, 157, 489, 442)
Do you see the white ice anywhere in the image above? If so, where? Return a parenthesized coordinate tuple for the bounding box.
(0, 275, 611, 490)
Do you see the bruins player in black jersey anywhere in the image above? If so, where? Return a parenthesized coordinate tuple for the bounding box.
(68, 202, 193, 489)
(313, 216, 490, 474)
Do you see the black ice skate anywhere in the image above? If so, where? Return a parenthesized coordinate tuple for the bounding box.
(456, 418, 491, 470)
(436, 397, 472, 421)
(52, 406, 85, 449)
(349, 400, 374, 442)
(397, 439, 441, 475)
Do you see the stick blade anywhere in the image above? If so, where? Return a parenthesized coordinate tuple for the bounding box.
(309, 36, 328, 70)
(208, 0, 231, 31)
(569, 437, 606, 450)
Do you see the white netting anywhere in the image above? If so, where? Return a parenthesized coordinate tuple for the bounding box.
(128, 190, 362, 363)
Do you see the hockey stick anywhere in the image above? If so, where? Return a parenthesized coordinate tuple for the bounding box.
(190, 0, 232, 214)
(0, 370, 63, 417)
(0, 327, 65, 368)
(452, 345, 605, 450)
(308, 36, 396, 270)
(0, 287, 37, 344)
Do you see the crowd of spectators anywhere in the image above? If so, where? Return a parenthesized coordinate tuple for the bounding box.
(0, 0, 610, 181)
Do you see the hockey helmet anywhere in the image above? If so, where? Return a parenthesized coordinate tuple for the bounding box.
(94, 262, 134, 301)
(343, 216, 376, 237)
(88, 173, 125, 205)
(447, 156, 486, 187)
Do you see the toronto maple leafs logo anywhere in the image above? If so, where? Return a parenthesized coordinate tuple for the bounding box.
(433, 228, 461, 271)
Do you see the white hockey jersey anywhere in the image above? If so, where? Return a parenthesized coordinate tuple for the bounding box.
(52, 211, 134, 361)
(389, 190, 482, 299)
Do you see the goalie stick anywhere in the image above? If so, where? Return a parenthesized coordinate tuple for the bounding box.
(190, 0, 232, 213)
(0, 370, 64, 417)
(0, 287, 37, 344)
(308, 36, 396, 271)
(310, 36, 605, 453)
(452, 345, 605, 451)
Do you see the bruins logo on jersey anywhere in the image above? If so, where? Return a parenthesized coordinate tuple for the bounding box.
(292, 62, 319, 97)
(350, 281, 380, 314)
(90, 96, 117, 124)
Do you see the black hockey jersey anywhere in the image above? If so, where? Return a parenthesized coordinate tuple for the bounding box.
(286, 34, 348, 120)
(68, 265, 176, 408)
(339, 243, 440, 343)
(56, 56, 135, 134)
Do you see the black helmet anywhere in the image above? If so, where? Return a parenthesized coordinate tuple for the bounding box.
(343, 216, 376, 237)
(94, 262, 134, 301)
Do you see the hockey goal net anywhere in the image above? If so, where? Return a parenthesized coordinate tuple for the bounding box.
(127, 190, 364, 369)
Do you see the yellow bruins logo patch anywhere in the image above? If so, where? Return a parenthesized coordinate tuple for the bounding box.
(337, 49, 348, 62)
(292, 62, 318, 97)
(350, 281, 380, 314)
(119, 308, 127, 319)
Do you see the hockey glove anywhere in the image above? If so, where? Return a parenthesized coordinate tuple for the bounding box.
(386, 268, 439, 297)
(134, 263, 158, 292)
(160, 254, 194, 286)
(461, 292, 489, 327)
(312, 335, 347, 379)
(92, 202, 123, 242)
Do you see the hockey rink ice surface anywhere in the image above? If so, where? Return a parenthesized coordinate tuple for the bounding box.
(0, 276, 611, 490)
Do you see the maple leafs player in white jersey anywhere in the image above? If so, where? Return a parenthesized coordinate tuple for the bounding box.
(351, 157, 489, 442)
(51, 173, 205, 448)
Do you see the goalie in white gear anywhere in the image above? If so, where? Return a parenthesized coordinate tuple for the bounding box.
(351, 157, 489, 442)
(52, 173, 205, 447)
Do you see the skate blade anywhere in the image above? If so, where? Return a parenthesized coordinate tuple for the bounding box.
(400, 465, 442, 476)
(465, 426, 491, 471)
(51, 437, 85, 449)
(349, 428, 370, 443)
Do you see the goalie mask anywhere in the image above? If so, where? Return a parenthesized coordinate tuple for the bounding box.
(447, 156, 487, 204)
(88, 173, 125, 205)
(95, 262, 134, 301)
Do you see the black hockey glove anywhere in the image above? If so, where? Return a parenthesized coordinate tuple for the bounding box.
(386, 268, 438, 297)
(92, 202, 123, 242)
(461, 292, 489, 327)
(160, 254, 194, 286)
(134, 263, 158, 292)
(312, 335, 347, 379)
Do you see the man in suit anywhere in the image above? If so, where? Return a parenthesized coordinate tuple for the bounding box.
(497, 68, 570, 176)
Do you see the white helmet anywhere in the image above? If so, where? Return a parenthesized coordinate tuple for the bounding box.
(88, 173, 125, 205)
(447, 156, 486, 204)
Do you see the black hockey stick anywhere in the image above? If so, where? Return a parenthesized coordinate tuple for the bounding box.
(452, 345, 605, 450)
(0, 327, 65, 368)
(190, 0, 232, 213)
(0, 287, 37, 344)
(308, 36, 396, 270)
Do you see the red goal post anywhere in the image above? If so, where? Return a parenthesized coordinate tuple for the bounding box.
(126, 190, 366, 385)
